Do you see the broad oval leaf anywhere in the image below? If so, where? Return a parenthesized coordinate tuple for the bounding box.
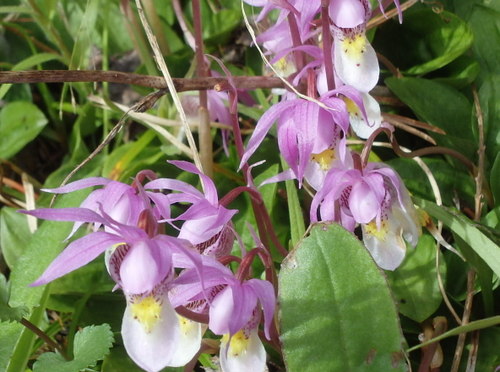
(402, 9, 473, 75)
(385, 77, 475, 159)
(0, 101, 48, 159)
(279, 223, 406, 372)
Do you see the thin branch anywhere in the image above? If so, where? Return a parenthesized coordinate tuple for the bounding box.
(383, 113, 446, 134)
(383, 116, 437, 145)
(465, 331, 480, 372)
(0, 70, 285, 90)
(451, 270, 476, 372)
(360, 127, 476, 174)
(472, 86, 485, 220)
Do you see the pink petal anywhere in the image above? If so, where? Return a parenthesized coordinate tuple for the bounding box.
(31, 232, 122, 286)
(329, 0, 367, 28)
(209, 287, 235, 335)
(239, 100, 298, 170)
(247, 279, 275, 340)
(120, 240, 168, 295)
(21, 207, 106, 225)
(348, 181, 380, 224)
(41, 177, 111, 193)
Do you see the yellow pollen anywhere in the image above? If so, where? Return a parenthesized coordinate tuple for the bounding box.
(417, 209, 432, 227)
(131, 296, 162, 333)
(341, 33, 367, 63)
(222, 330, 250, 357)
(273, 57, 295, 76)
(365, 220, 389, 241)
(179, 316, 196, 336)
(311, 149, 336, 171)
(342, 97, 361, 117)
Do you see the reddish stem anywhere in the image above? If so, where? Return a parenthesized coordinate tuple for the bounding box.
(321, 0, 335, 91)
(287, 12, 305, 72)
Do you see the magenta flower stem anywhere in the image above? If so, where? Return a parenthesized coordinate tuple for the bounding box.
(321, 0, 335, 91)
(175, 305, 210, 324)
(218, 255, 243, 266)
(236, 247, 276, 291)
(220, 186, 261, 207)
(287, 12, 306, 72)
(228, 91, 288, 257)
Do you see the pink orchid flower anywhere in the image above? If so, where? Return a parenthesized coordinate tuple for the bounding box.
(311, 162, 420, 270)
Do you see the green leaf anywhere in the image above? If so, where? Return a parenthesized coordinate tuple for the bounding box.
(480, 74, 500, 164)
(0, 321, 23, 371)
(12, 53, 63, 71)
(387, 157, 475, 207)
(407, 316, 500, 352)
(9, 188, 94, 309)
(0, 274, 28, 322)
(467, 4, 500, 77)
(385, 77, 475, 159)
(33, 324, 114, 372)
(415, 198, 500, 278)
(0, 207, 31, 268)
(0, 101, 48, 159)
(402, 9, 473, 75)
(279, 224, 406, 372)
(432, 55, 480, 88)
(386, 234, 446, 322)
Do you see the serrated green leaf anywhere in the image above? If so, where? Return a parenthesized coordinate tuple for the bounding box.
(0, 274, 28, 322)
(33, 324, 114, 372)
(386, 235, 446, 322)
(415, 198, 500, 278)
(279, 224, 406, 372)
(0, 101, 48, 159)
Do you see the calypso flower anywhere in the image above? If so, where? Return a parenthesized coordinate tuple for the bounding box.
(145, 160, 237, 257)
(22, 171, 206, 372)
(329, 0, 379, 92)
(240, 87, 372, 190)
(171, 257, 276, 372)
(311, 161, 420, 270)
